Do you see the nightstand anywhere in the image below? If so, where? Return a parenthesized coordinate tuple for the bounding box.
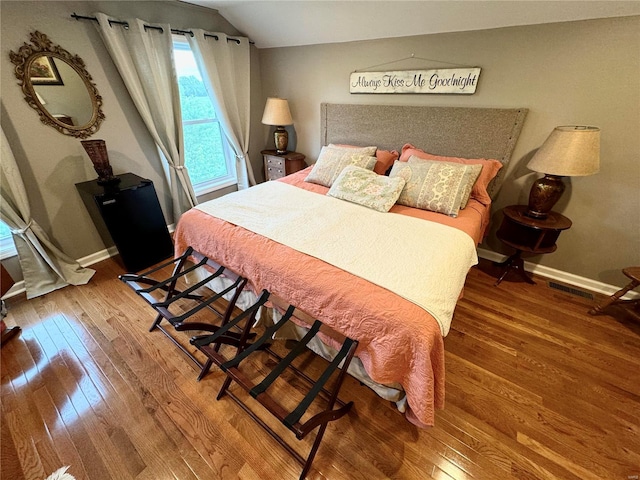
(494, 205, 572, 286)
(262, 150, 306, 181)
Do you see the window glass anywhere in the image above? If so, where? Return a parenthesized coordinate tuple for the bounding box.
(173, 37, 235, 193)
(0, 221, 16, 260)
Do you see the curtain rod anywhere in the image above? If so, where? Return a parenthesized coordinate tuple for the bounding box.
(71, 13, 253, 45)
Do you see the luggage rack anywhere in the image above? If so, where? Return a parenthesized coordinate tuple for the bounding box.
(119, 246, 251, 373)
(121, 247, 358, 479)
(191, 291, 358, 480)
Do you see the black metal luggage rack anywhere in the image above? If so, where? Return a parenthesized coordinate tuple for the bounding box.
(119, 246, 251, 375)
(120, 247, 359, 479)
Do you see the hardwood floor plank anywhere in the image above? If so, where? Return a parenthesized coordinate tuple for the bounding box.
(51, 305, 210, 479)
(445, 361, 632, 479)
(33, 431, 64, 480)
(436, 405, 582, 480)
(2, 258, 638, 480)
(26, 329, 112, 479)
(4, 409, 47, 480)
(42, 318, 138, 480)
(516, 432, 609, 480)
(1, 411, 26, 480)
(446, 343, 639, 466)
(30, 386, 88, 479)
(98, 313, 252, 478)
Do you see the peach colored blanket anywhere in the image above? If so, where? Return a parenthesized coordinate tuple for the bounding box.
(174, 168, 489, 427)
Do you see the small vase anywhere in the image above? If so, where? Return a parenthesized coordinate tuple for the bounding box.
(81, 139, 120, 185)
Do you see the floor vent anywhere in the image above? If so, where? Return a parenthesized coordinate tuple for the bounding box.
(548, 281, 594, 300)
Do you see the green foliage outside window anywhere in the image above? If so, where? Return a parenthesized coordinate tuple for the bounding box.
(177, 75, 228, 185)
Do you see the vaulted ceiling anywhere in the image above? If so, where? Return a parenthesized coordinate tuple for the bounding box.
(180, 0, 640, 48)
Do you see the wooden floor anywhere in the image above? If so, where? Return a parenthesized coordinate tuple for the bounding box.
(1, 257, 639, 480)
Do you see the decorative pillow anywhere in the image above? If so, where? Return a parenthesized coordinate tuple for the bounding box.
(400, 143, 503, 205)
(305, 146, 377, 187)
(329, 143, 398, 175)
(327, 143, 377, 156)
(327, 165, 406, 212)
(389, 159, 482, 217)
(373, 149, 399, 175)
(408, 156, 482, 209)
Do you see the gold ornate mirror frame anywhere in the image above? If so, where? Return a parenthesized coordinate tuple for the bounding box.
(9, 31, 105, 138)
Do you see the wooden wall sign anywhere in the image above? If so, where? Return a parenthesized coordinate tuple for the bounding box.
(350, 68, 481, 94)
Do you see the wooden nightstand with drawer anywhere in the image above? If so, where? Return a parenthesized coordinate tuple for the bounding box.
(262, 150, 306, 181)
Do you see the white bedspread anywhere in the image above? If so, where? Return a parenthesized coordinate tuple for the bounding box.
(196, 181, 477, 335)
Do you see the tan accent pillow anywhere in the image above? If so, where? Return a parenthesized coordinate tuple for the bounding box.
(329, 143, 399, 175)
(327, 144, 377, 156)
(305, 145, 377, 187)
(389, 158, 482, 217)
(400, 143, 502, 205)
(408, 156, 481, 209)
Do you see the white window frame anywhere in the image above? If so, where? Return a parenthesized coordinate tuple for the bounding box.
(173, 36, 236, 196)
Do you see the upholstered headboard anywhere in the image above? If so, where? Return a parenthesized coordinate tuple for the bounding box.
(320, 103, 527, 196)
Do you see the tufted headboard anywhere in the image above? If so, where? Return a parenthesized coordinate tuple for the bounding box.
(320, 103, 527, 197)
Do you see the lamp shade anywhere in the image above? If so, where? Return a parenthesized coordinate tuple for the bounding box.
(527, 125, 600, 177)
(261, 97, 293, 126)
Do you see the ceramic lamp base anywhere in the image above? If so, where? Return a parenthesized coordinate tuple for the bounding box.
(527, 174, 565, 219)
(274, 126, 288, 155)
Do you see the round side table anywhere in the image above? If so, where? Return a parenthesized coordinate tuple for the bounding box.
(494, 205, 572, 286)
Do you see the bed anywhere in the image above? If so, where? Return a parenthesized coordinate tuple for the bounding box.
(173, 103, 527, 428)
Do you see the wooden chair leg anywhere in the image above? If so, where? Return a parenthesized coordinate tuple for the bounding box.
(589, 279, 640, 315)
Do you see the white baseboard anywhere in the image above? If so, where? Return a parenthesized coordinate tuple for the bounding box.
(478, 247, 639, 300)
(78, 246, 119, 267)
(3, 244, 637, 301)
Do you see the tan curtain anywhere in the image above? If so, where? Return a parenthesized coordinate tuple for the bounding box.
(187, 30, 256, 189)
(94, 13, 197, 220)
(0, 127, 94, 299)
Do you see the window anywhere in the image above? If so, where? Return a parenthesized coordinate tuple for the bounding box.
(0, 220, 17, 260)
(172, 36, 235, 195)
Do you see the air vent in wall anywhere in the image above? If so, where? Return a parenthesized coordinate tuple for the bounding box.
(548, 281, 594, 300)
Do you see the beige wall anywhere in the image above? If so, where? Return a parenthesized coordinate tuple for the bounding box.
(2, 3, 638, 290)
(1, 1, 265, 280)
(258, 16, 640, 287)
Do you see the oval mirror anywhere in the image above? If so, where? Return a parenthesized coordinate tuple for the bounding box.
(9, 31, 105, 138)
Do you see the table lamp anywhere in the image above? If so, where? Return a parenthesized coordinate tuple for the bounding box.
(525, 125, 600, 219)
(261, 97, 293, 154)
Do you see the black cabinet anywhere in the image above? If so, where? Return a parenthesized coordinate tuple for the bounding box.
(76, 173, 174, 272)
